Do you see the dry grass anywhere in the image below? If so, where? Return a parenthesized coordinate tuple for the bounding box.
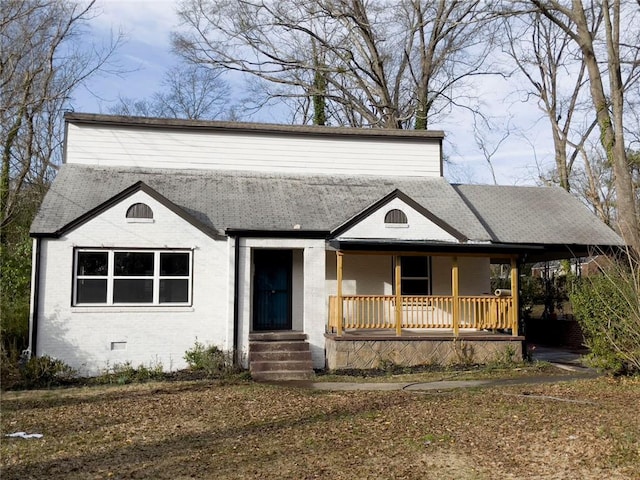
(1, 376, 639, 479)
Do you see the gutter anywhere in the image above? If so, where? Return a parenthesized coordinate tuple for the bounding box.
(28, 237, 42, 358)
(232, 236, 240, 365)
(225, 228, 328, 239)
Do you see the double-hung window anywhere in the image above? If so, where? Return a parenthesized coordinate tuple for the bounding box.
(74, 249, 192, 305)
(399, 256, 431, 295)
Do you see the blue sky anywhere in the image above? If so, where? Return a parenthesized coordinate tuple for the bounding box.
(72, 0, 555, 186)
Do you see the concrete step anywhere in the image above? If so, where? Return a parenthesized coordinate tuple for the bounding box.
(249, 331, 314, 382)
(249, 331, 307, 342)
(249, 350, 312, 363)
(251, 370, 315, 382)
(249, 341, 311, 353)
(250, 360, 314, 373)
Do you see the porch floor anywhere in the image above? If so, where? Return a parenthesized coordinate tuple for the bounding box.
(327, 328, 522, 342)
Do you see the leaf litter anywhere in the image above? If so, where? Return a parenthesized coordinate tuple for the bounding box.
(1, 377, 638, 479)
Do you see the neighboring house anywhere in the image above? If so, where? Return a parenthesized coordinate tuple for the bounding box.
(530, 256, 608, 278)
(28, 114, 624, 379)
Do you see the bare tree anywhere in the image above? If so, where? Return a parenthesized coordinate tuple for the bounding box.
(0, 0, 122, 242)
(502, 12, 598, 192)
(110, 64, 230, 119)
(172, 0, 496, 128)
(472, 115, 512, 185)
(527, 0, 640, 252)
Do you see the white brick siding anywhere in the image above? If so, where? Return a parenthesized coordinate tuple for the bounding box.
(34, 190, 229, 375)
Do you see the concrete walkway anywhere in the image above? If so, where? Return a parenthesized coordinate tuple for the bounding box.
(286, 346, 599, 392)
(307, 371, 600, 391)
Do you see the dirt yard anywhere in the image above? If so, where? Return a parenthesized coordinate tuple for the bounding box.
(1, 376, 639, 479)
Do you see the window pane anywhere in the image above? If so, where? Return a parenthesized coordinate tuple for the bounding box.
(160, 253, 189, 276)
(114, 252, 154, 276)
(401, 256, 429, 278)
(77, 279, 107, 303)
(77, 252, 108, 276)
(160, 279, 189, 303)
(401, 279, 429, 296)
(113, 279, 153, 303)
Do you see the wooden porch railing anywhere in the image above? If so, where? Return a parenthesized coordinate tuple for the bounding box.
(328, 295, 515, 333)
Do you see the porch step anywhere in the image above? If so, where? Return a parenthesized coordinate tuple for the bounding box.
(249, 332, 307, 342)
(249, 341, 311, 353)
(249, 350, 312, 363)
(251, 370, 316, 382)
(249, 331, 315, 382)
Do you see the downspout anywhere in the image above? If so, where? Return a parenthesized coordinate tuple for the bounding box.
(28, 237, 42, 358)
(232, 236, 241, 365)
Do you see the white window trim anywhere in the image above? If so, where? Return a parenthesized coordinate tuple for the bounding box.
(74, 248, 193, 306)
(126, 218, 155, 224)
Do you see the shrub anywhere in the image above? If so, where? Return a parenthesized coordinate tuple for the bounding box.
(0, 344, 23, 390)
(570, 255, 640, 375)
(184, 341, 242, 378)
(20, 355, 78, 389)
(95, 360, 165, 385)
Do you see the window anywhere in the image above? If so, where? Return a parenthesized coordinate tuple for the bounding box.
(126, 203, 153, 219)
(74, 249, 192, 305)
(398, 256, 431, 295)
(384, 209, 408, 224)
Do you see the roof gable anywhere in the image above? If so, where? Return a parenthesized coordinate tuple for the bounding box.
(331, 189, 468, 242)
(34, 181, 220, 239)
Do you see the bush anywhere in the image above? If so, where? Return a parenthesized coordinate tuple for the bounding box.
(184, 341, 242, 378)
(19, 355, 78, 389)
(95, 361, 165, 385)
(570, 256, 640, 375)
(0, 344, 23, 389)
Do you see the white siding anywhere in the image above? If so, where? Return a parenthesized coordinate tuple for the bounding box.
(326, 253, 489, 296)
(326, 252, 393, 296)
(432, 256, 491, 295)
(35, 190, 228, 375)
(337, 197, 458, 242)
(65, 123, 442, 178)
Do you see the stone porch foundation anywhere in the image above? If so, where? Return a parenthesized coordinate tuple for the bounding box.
(325, 332, 524, 370)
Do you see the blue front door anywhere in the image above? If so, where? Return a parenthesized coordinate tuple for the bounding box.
(253, 250, 292, 331)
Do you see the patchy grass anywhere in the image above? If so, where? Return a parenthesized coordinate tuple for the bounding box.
(1, 377, 639, 479)
(315, 360, 567, 383)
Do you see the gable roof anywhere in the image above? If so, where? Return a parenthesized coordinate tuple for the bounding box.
(37, 180, 221, 239)
(31, 164, 624, 255)
(331, 189, 468, 242)
(31, 164, 488, 239)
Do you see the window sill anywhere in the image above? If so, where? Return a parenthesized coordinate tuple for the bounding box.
(71, 306, 195, 313)
(126, 218, 155, 224)
(385, 224, 409, 228)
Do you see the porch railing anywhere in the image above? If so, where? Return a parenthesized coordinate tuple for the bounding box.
(328, 295, 515, 333)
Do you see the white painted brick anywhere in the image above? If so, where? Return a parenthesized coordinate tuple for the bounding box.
(36, 190, 229, 375)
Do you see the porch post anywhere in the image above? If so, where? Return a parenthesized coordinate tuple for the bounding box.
(336, 251, 343, 336)
(394, 255, 402, 336)
(510, 257, 519, 336)
(452, 256, 459, 336)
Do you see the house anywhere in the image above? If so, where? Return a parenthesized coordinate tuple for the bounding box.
(28, 113, 624, 379)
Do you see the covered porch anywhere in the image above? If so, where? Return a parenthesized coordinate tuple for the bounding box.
(325, 248, 524, 369)
(328, 251, 520, 336)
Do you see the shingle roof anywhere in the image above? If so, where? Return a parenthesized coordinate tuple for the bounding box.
(454, 184, 623, 246)
(32, 164, 623, 249)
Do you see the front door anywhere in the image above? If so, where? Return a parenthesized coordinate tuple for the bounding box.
(253, 249, 292, 331)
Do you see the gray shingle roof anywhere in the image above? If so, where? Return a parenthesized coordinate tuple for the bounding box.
(454, 184, 623, 246)
(32, 164, 623, 249)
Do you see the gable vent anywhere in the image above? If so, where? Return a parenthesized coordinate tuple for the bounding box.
(126, 202, 153, 219)
(384, 209, 407, 224)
